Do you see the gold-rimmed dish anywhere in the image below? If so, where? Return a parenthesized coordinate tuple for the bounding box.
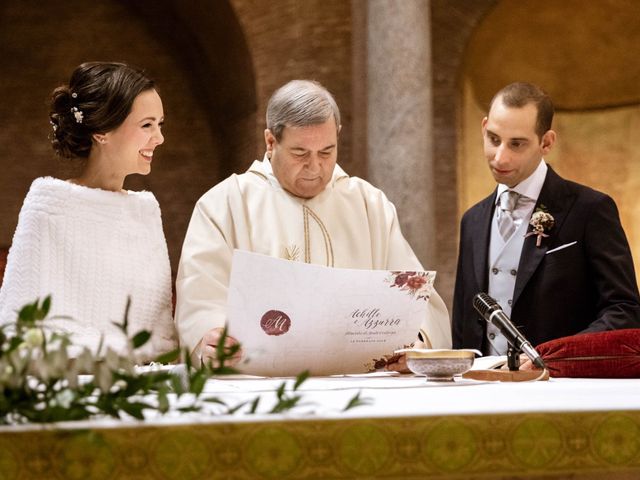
(395, 348, 482, 381)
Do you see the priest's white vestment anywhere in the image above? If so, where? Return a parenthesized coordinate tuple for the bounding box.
(175, 157, 452, 358)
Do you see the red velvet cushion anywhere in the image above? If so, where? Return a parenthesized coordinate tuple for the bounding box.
(536, 329, 640, 378)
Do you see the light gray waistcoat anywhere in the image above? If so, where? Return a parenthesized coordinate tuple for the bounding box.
(486, 210, 529, 355)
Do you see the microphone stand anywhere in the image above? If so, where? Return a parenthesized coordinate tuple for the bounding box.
(465, 345, 549, 381)
(507, 345, 521, 371)
(467, 292, 549, 381)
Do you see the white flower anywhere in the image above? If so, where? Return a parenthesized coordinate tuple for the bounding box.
(53, 390, 74, 409)
(105, 347, 121, 371)
(65, 364, 79, 389)
(23, 328, 44, 348)
(110, 379, 127, 393)
(95, 362, 114, 393)
(50, 348, 70, 374)
(530, 211, 554, 232)
(75, 348, 95, 373)
(1, 364, 13, 380)
(526, 207, 555, 247)
(34, 358, 52, 382)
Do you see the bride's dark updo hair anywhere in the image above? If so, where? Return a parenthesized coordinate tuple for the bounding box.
(49, 62, 155, 158)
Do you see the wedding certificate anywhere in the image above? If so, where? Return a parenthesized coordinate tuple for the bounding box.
(227, 250, 435, 376)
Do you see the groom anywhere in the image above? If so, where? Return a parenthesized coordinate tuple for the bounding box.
(452, 82, 640, 354)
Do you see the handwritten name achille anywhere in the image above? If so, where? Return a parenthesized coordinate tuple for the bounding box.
(351, 309, 401, 329)
(351, 308, 381, 320)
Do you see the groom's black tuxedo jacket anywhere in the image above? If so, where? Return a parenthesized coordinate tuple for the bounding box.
(452, 166, 640, 350)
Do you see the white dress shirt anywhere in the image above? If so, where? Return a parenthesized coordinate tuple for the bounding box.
(495, 160, 548, 228)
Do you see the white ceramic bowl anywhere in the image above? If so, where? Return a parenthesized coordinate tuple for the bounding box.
(395, 348, 481, 381)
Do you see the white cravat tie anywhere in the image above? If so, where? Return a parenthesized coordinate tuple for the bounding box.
(497, 190, 520, 241)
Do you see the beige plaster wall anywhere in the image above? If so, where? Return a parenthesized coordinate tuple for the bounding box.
(459, 0, 640, 282)
(464, 0, 640, 111)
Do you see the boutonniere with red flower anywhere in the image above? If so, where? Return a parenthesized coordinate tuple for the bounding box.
(525, 205, 555, 247)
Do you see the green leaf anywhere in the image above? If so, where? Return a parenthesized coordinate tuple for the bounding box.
(8, 337, 22, 352)
(270, 395, 302, 414)
(225, 343, 241, 356)
(122, 297, 131, 333)
(120, 401, 152, 420)
(215, 326, 228, 353)
(275, 382, 286, 400)
(131, 331, 151, 349)
(110, 320, 126, 335)
(213, 326, 242, 368)
(1, 296, 378, 425)
(227, 402, 248, 414)
(343, 391, 373, 411)
(176, 406, 201, 413)
(34, 297, 51, 321)
(95, 335, 105, 356)
(41, 296, 51, 317)
(154, 348, 180, 364)
(111, 297, 132, 334)
(293, 370, 310, 391)
(17, 301, 37, 324)
(211, 366, 238, 376)
(170, 375, 185, 395)
(184, 347, 194, 370)
(189, 373, 206, 395)
(248, 396, 260, 414)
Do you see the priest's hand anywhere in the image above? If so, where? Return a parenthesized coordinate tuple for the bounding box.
(384, 353, 410, 373)
(385, 337, 427, 373)
(199, 327, 243, 368)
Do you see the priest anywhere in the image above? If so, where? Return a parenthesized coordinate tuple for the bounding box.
(175, 79, 451, 365)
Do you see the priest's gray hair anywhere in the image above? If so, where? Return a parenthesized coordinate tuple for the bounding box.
(266, 80, 341, 141)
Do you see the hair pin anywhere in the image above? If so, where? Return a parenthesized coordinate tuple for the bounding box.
(71, 106, 83, 124)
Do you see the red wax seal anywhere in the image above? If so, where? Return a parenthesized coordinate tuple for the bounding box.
(260, 310, 291, 336)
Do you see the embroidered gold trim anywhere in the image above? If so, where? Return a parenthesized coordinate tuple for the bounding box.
(303, 207, 311, 263)
(284, 244, 301, 261)
(302, 204, 334, 267)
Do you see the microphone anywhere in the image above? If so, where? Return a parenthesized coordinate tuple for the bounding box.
(473, 293, 546, 369)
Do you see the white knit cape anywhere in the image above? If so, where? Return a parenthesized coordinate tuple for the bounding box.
(0, 177, 177, 361)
